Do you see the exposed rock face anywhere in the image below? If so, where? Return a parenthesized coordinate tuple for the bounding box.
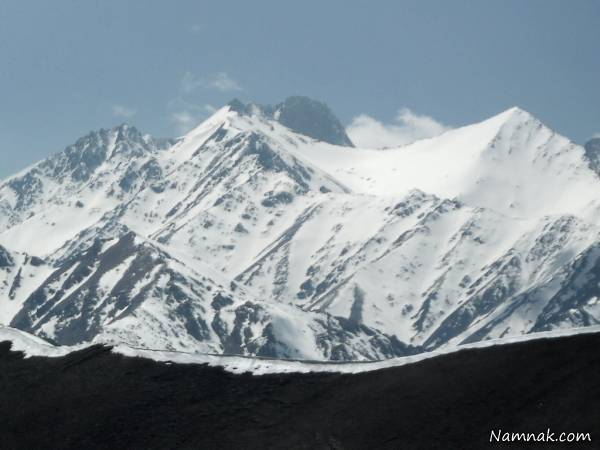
(229, 96, 354, 146)
(584, 137, 600, 175)
(271, 96, 354, 147)
(0, 245, 13, 268)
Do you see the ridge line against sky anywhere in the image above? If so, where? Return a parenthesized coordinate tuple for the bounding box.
(0, 0, 598, 178)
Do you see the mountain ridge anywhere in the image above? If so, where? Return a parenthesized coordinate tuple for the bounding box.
(1, 98, 599, 361)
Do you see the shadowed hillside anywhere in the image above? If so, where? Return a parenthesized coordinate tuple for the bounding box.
(1, 333, 599, 449)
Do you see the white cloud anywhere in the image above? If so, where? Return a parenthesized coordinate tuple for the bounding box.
(180, 71, 242, 93)
(346, 108, 449, 149)
(210, 72, 242, 92)
(593, 133, 600, 139)
(171, 111, 195, 134)
(169, 100, 217, 134)
(112, 105, 136, 119)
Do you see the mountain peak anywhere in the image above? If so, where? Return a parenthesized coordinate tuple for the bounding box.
(226, 98, 252, 115)
(506, 105, 526, 114)
(494, 106, 537, 123)
(113, 123, 143, 142)
(475, 106, 543, 142)
(225, 96, 354, 147)
(273, 96, 354, 147)
(115, 122, 133, 130)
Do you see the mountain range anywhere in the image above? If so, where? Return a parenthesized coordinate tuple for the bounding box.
(1, 96, 599, 361)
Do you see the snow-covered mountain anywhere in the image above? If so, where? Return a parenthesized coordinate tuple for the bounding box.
(1, 96, 599, 360)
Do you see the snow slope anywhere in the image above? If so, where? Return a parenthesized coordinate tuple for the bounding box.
(283, 107, 600, 218)
(0, 326, 75, 357)
(0, 245, 53, 324)
(2, 324, 598, 374)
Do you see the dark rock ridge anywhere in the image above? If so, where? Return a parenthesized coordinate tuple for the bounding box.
(1, 123, 176, 224)
(41, 123, 174, 184)
(0, 245, 13, 268)
(1, 332, 598, 449)
(228, 96, 354, 147)
(584, 138, 600, 176)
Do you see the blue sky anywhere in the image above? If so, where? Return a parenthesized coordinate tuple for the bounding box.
(0, 0, 599, 178)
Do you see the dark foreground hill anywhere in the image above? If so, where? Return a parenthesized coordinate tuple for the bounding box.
(1, 333, 599, 450)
